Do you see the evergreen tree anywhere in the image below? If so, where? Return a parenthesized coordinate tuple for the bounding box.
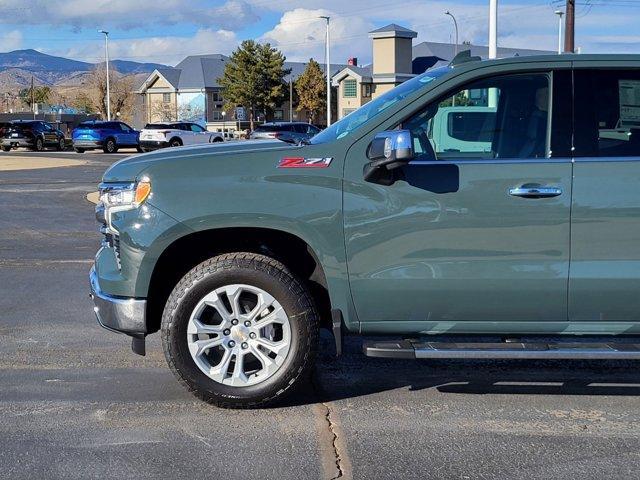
(219, 40, 289, 130)
(295, 59, 325, 124)
(19, 85, 51, 109)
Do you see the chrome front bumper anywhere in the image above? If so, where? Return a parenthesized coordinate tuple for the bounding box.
(89, 267, 147, 335)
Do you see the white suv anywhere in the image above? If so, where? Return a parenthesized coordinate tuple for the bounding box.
(139, 122, 223, 151)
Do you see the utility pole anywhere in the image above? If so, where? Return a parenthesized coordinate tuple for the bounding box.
(319, 16, 331, 127)
(99, 30, 111, 120)
(555, 10, 564, 54)
(31, 75, 35, 119)
(564, 0, 575, 53)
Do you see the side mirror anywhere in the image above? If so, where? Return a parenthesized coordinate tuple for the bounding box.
(364, 130, 414, 184)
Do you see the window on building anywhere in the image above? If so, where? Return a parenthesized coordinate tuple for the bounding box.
(211, 111, 223, 121)
(574, 69, 640, 158)
(211, 91, 223, 103)
(162, 93, 171, 103)
(343, 80, 357, 98)
(362, 84, 372, 97)
(273, 109, 284, 120)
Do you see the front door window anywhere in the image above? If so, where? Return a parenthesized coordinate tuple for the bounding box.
(403, 73, 550, 161)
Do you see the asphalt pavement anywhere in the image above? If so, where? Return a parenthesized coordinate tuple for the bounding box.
(2, 149, 640, 480)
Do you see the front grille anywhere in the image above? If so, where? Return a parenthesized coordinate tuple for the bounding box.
(96, 203, 121, 269)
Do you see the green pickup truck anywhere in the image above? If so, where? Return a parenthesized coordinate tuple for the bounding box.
(91, 54, 640, 407)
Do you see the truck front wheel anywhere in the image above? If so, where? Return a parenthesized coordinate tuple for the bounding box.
(161, 252, 319, 408)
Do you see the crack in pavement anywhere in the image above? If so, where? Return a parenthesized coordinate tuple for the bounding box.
(312, 375, 352, 480)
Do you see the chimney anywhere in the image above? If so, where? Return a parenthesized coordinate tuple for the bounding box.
(369, 24, 417, 77)
(348, 57, 358, 66)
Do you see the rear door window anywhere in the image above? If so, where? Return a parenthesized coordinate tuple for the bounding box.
(574, 69, 640, 157)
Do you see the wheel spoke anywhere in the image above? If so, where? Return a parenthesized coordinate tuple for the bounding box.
(254, 305, 287, 327)
(210, 347, 233, 382)
(228, 352, 248, 385)
(201, 291, 233, 322)
(254, 337, 288, 357)
(249, 344, 277, 371)
(189, 337, 224, 357)
(187, 318, 225, 335)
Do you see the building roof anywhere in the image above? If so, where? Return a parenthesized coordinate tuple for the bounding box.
(139, 54, 349, 92)
(369, 24, 418, 39)
(411, 41, 553, 72)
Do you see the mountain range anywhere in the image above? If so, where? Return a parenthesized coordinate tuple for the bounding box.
(0, 49, 167, 91)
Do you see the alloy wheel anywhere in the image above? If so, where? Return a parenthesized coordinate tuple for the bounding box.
(186, 284, 291, 387)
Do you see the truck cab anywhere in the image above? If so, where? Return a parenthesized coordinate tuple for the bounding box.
(90, 54, 640, 408)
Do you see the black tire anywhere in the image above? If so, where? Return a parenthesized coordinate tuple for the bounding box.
(103, 138, 117, 153)
(33, 137, 44, 152)
(161, 252, 319, 408)
(74, 147, 85, 153)
(57, 137, 65, 151)
(169, 138, 182, 147)
(136, 145, 144, 153)
(2, 146, 11, 152)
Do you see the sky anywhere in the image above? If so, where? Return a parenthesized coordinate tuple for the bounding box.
(0, 0, 638, 66)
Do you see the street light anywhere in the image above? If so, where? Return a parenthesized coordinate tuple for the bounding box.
(319, 16, 331, 127)
(222, 111, 226, 141)
(445, 11, 459, 56)
(98, 30, 111, 121)
(555, 10, 564, 55)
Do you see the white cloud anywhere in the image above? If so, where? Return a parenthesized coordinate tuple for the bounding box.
(0, 30, 23, 51)
(57, 29, 239, 66)
(260, 8, 373, 63)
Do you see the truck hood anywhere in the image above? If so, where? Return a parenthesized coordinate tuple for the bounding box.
(102, 140, 301, 182)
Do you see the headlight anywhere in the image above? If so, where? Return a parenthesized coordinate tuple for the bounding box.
(99, 178, 151, 209)
(98, 178, 151, 234)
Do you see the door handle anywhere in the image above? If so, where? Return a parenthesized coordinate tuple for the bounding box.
(509, 186, 562, 198)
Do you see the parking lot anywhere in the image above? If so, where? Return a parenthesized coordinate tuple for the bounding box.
(2, 150, 640, 480)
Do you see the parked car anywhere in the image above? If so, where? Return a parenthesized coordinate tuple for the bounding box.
(1, 120, 66, 152)
(91, 54, 640, 408)
(72, 120, 141, 153)
(139, 122, 223, 152)
(0, 121, 12, 139)
(250, 122, 321, 143)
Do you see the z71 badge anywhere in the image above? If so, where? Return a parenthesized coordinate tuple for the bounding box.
(278, 157, 333, 168)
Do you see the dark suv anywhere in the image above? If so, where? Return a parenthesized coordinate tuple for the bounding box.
(1, 120, 66, 152)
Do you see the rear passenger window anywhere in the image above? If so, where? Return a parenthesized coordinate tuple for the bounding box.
(574, 69, 640, 158)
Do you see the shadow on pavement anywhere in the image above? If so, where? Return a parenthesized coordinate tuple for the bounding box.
(283, 332, 640, 407)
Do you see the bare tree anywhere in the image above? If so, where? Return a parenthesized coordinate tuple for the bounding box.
(86, 65, 135, 121)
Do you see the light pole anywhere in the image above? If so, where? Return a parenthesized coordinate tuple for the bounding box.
(222, 111, 226, 141)
(445, 11, 459, 56)
(319, 16, 331, 127)
(289, 77, 293, 122)
(555, 10, 564, 55)
(98, 30, 111, 121)
(488, 0, 498, 108)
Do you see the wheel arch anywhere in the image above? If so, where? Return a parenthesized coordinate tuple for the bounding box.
(144, 227, 332, 335)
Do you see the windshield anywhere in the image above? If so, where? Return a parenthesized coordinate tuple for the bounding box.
(310, 66, 451, 144)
